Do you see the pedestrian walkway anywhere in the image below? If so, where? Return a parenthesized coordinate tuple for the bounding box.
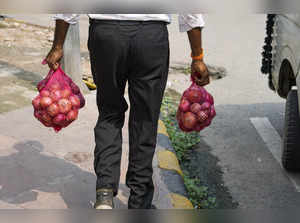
(0, 50, 198, 209)
(0, 90, 178, 209)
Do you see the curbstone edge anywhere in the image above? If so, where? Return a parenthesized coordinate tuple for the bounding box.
(155, 119, 193, 209)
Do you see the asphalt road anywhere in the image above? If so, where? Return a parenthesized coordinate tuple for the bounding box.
(7, 14, 300, 208)
(199, 14, 300, 208)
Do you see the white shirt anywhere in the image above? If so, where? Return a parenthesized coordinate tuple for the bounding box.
(54, 14, 205, 32)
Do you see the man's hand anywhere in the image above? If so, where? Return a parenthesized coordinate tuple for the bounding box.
(45, 47, 63, 70)
(191, 60, 210, 86)
(44, 20, 70, 71)
(187, 27, 209, 86)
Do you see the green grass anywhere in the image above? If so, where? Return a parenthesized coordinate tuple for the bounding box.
(160, 90, 216, 209)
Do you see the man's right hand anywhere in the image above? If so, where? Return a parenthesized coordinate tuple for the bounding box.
(45, 46, 63, 71)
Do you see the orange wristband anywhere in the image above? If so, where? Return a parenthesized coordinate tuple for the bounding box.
(191, 50, 204, 60)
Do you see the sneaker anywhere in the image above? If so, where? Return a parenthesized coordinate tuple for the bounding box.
(94, 189, 114, 209)
(150, 204, 157, 209)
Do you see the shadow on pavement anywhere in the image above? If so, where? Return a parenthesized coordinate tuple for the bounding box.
(0, 140, 126, 209)
(0, 60, 42, 86)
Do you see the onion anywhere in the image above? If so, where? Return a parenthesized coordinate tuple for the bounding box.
(32, 96, 41, 110)
(179, 99, 190, 112)
(34, 110, 43, 120)
(199, 88, 207, 104)
(61, 89, 72, 98)
(49, 83, 61, 91)
(53, 114, 66, 126)
(197, 111, 209, 123)
(40, 97, 53, 108)
(201, 102, 211, 116)
(206, 93, 214, 105)
(186, 90, 202, 103)
(183, 90, 189, 98)
(41, 111, 52, 123)
(201, 102, 211, 110)
(66, 109, 78, 122)
(190, 103, 202, 114)
(40, 90, 50, 97)
(50, 90, 62, 102)
(182, 112, 197, 129)
(69, 95, 80, 108)
(58, 98, 72, 114)
(179, 120, 193, 132)
(41, 120, 52, 127)
(70, 83, 80, 94)
(47, 103, 60, 117)
(77, 93, 85, 108)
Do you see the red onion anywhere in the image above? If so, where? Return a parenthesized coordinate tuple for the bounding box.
(206, 93, 214, 105)
(53, 114, 66, 126)
(61, 89, 72, 98)
(58, 98, 72, 114)
(47, 103, 60, 117)
(186, 90, 202, 103)
(179, 99, 190, 112)
(70, 83, 80, 94)
(50, 90, 62, 102)
(66, 109, 78, 122)
(40, 97, 53, 108)
(69, 95, 80, 108)
(32, 96, 41, 110)
(182, 112, 197, 129)
(41, 111, 52, 123)
(49, 83, 61, 91)
(40, 90, 50, 97)
(190, 103, 202, 114)
(197, 111, 209, 123)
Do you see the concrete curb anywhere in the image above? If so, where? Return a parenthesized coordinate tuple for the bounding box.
(153, 119, 194, 209)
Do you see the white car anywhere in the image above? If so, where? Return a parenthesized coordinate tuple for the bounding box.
(262, 14, 300, 171)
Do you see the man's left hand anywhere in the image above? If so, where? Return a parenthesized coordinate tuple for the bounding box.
(191, 60, 210, 86)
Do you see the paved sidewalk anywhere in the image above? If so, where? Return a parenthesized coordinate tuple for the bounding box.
(0, 90, 180, 209)
(0, 17, 192, 209)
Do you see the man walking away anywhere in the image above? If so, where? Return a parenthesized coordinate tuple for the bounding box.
(45, 14, 209, 209)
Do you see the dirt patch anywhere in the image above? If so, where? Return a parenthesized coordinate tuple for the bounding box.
(64, 152, 92, 164)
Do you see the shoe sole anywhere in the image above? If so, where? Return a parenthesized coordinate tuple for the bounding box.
(95, 204, 113, 209)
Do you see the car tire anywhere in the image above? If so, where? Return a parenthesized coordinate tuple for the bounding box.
(282, 89, 300, 171)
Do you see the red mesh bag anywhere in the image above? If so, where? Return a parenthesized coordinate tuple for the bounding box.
(32, 65, 85, 132)
(177, 79, 216, 132)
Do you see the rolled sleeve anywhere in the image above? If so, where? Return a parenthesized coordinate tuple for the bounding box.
(178, 14, 205, 32)
(53, 14, 80, 24)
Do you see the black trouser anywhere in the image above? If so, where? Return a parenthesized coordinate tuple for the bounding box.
(88, 19, 169, 209)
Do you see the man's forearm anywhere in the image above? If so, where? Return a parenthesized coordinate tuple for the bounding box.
(187, 27, 203, 58)
(53, 20, 70, 49)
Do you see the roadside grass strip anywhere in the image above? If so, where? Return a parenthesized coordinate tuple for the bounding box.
(159, 92, 217, 208)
